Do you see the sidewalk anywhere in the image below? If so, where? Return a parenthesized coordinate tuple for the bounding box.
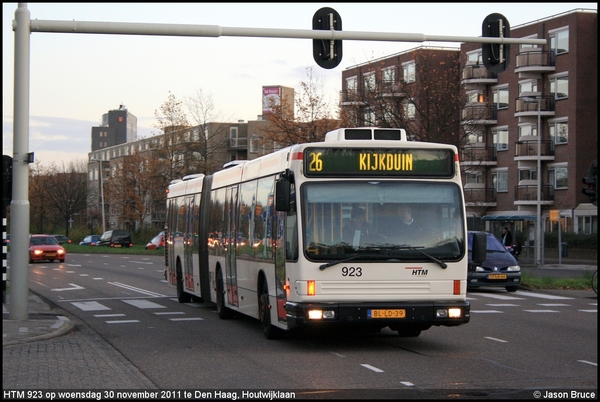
(3, 292, 157, 389)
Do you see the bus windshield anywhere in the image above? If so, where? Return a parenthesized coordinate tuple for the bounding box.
(302, 181, 465, 262)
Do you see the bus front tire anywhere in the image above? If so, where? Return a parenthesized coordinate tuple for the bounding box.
(259, 278, 283, 340)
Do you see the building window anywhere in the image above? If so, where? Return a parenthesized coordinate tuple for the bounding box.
(466, 172, 482, 184)
(492, 87, 509, 109)
(519, 35, 539, 51)
(364, 107, 376, 125)
(549, 27, 569, 54)
(402, 61, 415, 83)
(466, 130, 483, 145)
(250, 134, 259, 154)
(519, 124, 536, 138)
(230, 127, 238, 147)
(364, 72, 375, 92)
(492, 170, 508, 192)
(382, 67, 394, 83)
(550, 75, 568, 99)
(466, 51, 482, 65)
(492, 128, 509, 151)
(518, 80, 538, 94)
(549, 165, 568, 190)
(549, 120, 568, 145)
(402, 101, 415, 120)
(519, 168, 537, 181)
(346, 76, 357, 94)
(467, 91, 484, 103)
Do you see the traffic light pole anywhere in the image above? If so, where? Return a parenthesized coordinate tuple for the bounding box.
(9, 4, 547, 322)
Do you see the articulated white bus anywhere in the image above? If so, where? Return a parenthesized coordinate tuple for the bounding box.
(165, 127, 485, 339)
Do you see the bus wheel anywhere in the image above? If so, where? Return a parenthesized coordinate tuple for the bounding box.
(176, 264, 191, 303)
(259, 278, 283, 340)
(216, 270, 233, 319)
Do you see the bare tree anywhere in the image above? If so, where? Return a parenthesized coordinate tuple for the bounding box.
(40, 160, 89, 237)
(185, 88, 232, 174)
(150, 92, 192, 181)
(261, 67, 340, 147)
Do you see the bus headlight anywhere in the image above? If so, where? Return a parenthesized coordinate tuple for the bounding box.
(436, 308, 463, 318)
(307, 310, 335, 320)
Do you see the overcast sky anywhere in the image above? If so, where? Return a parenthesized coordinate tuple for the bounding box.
(3, 3, 597, 167)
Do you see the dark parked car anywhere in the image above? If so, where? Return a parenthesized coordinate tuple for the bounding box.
(97, 230, 132, 248)
(79, 234, 101, 246)
(52, 234, 71, 244)
(467, 231, 521, 292)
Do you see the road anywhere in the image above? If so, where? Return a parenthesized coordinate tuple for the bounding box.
(27, 252, 597, 397)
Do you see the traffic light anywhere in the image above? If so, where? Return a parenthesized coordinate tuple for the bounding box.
(312, 7, 342, 69)
(582, 160, 597, 206)
(2, 155, 12, 203)
(482, 13, 510, 73)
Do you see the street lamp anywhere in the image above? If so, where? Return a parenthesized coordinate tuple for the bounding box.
(523, 97, 542, 266)
(90, 159, 106, 233)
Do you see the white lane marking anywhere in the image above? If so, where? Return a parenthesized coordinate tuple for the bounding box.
(169, 317, 204, 321)
(106, 320, 140, 324)
(537, 303, 570, 306)
(108, 282, 166, 297)
(130, 260, 153, 264)
(400, 382, 415, 387)
(579, 309, 597, 313)
(471, 294, 524, 300)
(578, 360, 597, 366)
(471, 310, 504, 313)
(361, 364, 384, 373)
(95, 314, 125, 317)
(72, 301, 110, 311)
(154, 311, 185, 315)
(485, 337, 508, 343)
(514, 291, 573, 300)
(64, 264, 81, 267)
(52, 283, 84, 292)
(486, 303, 519, 307)
(122, 299, 166, 309)
(523, 309, 560, 313)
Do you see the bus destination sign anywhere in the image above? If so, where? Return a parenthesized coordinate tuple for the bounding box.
(304, 148, 455, 177)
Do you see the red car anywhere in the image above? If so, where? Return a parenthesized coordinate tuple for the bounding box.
(145, 234, 165, 250)
(29, 234, 66, 263)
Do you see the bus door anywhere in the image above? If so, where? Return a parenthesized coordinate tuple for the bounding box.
(225, 186, 239, 306)
(184, 195, 196, 290)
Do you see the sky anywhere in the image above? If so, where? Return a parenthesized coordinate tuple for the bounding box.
(3, 3, 597, 167)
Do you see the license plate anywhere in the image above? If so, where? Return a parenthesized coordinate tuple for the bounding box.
(488, 274, 507, 280)
(46, 253, 56, 257)
(368, 309, 406, 319)
(113, 244, 122, 248)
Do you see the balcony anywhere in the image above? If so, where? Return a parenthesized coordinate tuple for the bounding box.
(460, 147, 497, 166)
(514, 139, 555, 161)
(514, 51, 556, 74)
(461, 104, 497, 125)
(464, 187, 497, 205)
(228, 137, 248, 149)
(461, 64, 497, 85)
(514, 184, 554, 205)
(514, 96, 555, 118)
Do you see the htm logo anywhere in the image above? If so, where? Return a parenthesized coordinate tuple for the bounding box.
(411, 269, 428, 276)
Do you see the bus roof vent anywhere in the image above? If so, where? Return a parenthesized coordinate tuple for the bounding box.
(182, 173, 205, 181)
(222, 160, 247, 169)
(324, 127, 407, 142)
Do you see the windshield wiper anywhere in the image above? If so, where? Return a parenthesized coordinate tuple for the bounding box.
(406, 246, 447, 269)
(319, 254, 361, 270)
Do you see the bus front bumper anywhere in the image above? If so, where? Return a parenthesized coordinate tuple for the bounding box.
(285, 301, 470, 330)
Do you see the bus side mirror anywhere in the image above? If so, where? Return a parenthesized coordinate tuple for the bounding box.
(275, 177, 291, 211)
(471, 233, 487, 264)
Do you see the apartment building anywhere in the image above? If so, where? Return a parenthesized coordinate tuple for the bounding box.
(339, 9, 597, 237)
